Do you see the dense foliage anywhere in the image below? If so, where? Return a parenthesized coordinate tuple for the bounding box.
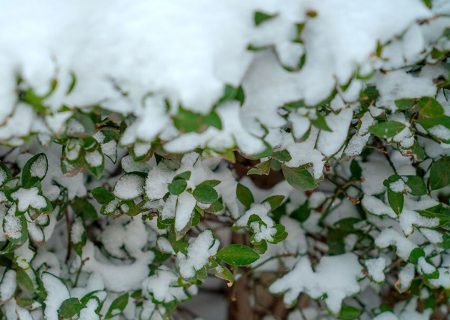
(0, 0, 449, 319)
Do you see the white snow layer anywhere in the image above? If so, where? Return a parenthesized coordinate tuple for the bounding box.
(270, 253, 362, 313)
(0, 0, 430, 154)
(177, 230, 219, 278)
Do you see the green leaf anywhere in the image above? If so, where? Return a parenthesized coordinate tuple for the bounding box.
(204, 111, 222, 130)
(200, 180, 221, 187)
(71, 197, 97, 221)
(219, 85, 245, 105)
(168, 178, 187, 195)
(339, 305, 362, 319)
(360, 85, 379, 110)
(422, 0, 432, 8)
(173, 108, 206, 133)
(73, 113, 96, 135)
(290, 201, 311, 223)
(91, 187, 115, 204)
(216, 244, 259, 266)
(254, 11, 277, 26)
(369, 121, 406, 139)
(271, 224, 288, 243)
(310, 113, 332, 131)
(0, 162, 11, 186)
(247, 160, 271, 175)
(66, 72, 77, 95)
(173, 108, 224, 133)
(416, 115, 450, 132)
(193, 181, 219, 204)
(16, 297, 33, 308)
(409, 247, 425, 264)
(418, 97, 444, 120)
(387, 189, 403, 215)
(350, 160, 362, 179)
(395, 98, 416, 110)
(174, 171, 191, 180)
(21, 153, 48, 188)
(236, 183, 254, 209)
(214, 266, 234, 284)
(105, 293, 129, 319)
(16, 268, 34, 293)
(404, 176, 427, 196)
(207, 198, 224, 213)
(58, 298, 83, 319)
(272, 150, 292, 162)
(264, 195, 285, 210)
(282, 165, 317, 190)
(429, 157, 450, 190)
(412, 141, 426, 161)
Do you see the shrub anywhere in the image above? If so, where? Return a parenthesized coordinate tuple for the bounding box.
(0, 0, 448, 319)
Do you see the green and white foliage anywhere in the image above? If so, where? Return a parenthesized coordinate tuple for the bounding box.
(0, 0, 449, 319)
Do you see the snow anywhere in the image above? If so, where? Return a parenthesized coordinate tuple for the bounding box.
(365, 257, 386, 282)
(0, 0, 445, 318)
(0, 0, 261, 116)
(143, 268, 189, 303)
(161, 195, 176, 220)
(0, 270, 16, 302)
(175, 192, 197, 231)
(3, 214, 22, 240)
(133, 142, 151, 158)
(399, 210, 439, 235)
(420, 228, 443, 244)
(165, 102, 266, 155)
(157, 238, 174, 254)
(145, 164, 173, 200)
(429, 125, 450, 141)
(30, 154, 47, 178)
(297, 0, 429, 105)
(42, 272, 70, 320)
(430, 268, 450, 288)
(85, 150, 103, 167)
(289, 113, 310, 140)
(114, 174, 144, 200)
(345, 133, 370, 157)
(270, 253, 362, 313)
(389, 180, 406, 193)
(418, 257, 435, 275)
(71, 219, 84, 244)
(374, 70, 436, 111)
(79, 299, 100, 320)
(80, 241, 154, 292)
(177, 230, 219, 278)
(308, 192, 326, 209)
(0, 169, 7, 186)
(373, 312, 398, 320)
(285, 128, 325, 179)
(362, 195, 396, 218)
(121, 95, 171, 145)
(398, 263, 415, 291)
(393, 298, 433, 319)
(98, 217, 147, 259)
(375, 228, 416, 260)
(235, 203, 279, 242)
(360, 156, 394, 195)
(255, 216, 307, 271)
(12, 187, 47, 211)
(317, 108, 353, 156)
(250, 221, 277, 242)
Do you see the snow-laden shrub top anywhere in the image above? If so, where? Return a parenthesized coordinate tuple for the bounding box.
(0, 0, 449, 319)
